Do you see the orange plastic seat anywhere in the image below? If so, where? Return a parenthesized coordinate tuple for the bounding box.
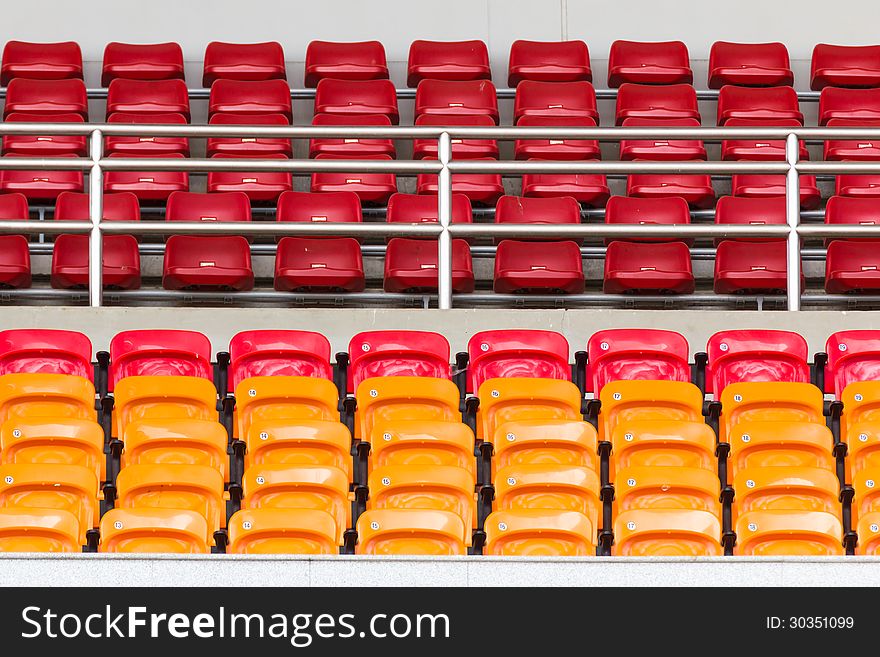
(493, 419, 598, 472)
(228, 508, 338, 554)
(598, 380, 704, 443)
(611, 420, 715, 476)
(476, 377, 582, 442)
(112, 375, 217, 438)
(719, 382, 825, 443)
(242, 464, 350, 545)
(121, 419, 228, 479)
(234, 376, 339, 440)
(99, 508, 209, 553)
(613, 509, 722, 556)
(115, 463, 224, 537)
(857, 511, 880, 554)
(841, 381, 880, 443)
(615, 466, 720, 514)
(0, 373, 95, 425)
(0, 463, 98, 544)
(728, 421, 835, 480)
(734, 467, 840, 519)
(245, 419, 351, 479)
(847, 422, 880, 473)
(485, 509, 594, 556)
(356, 508, 466, 555)
(369, 420, 474, 476)
(0, 507, 80, 552)
(494, 464, 600, 531)
(355, 376, 460, 442)
(735, 510, 843, 555)
(0, 418, 105, 481)
(853, 467, 880, 522)
(368, 464, 475, 540)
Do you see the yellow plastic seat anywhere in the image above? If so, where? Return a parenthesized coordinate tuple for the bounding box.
(485, 509, 595, 556)
(99, 508, 209, 553)
(734, 467, 840, 519)
(611, 420, 715, 477)
(0, 508, 81, 552)
(598, 380, 704, 443)
(728, 421, 835, 481)
(476, 377, 582, 442)
(615, 465, 721, 514)
(613, 509, 722, 556)
(115, 463, 225, 538)
(228, 508, 338, 555)
(0, 418, 105, 481)
(368, 464, 475, 542)
(0, 373, 96, 424)
(853, 467, 880, 523)
(235, 376, 340, 440)
(355, 508, 467, 555)
(122, 419, 229, 479)
(719, 382, 824, 443)
(355, 376, 460, 442)
(493, 420, 597, 473)
(841, 381, 880, 440)
(0, 463, 98, 545)
(857, 511, 880, 555)
(246, 419, 352, 480)
(735, 510, 844, 555)
(494, 464, 601, 531)
(370, 420, 475, 476)
(113, 375, 218, 438)
(242, 464, 350, 545)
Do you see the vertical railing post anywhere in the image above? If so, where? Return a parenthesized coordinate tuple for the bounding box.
(88, 129, 104, 307)
(785, 132, 801, 312)
(437, 131, 453, 310)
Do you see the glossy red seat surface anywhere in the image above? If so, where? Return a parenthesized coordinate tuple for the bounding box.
(513, 80, 598, 124)
(0, 154, 84, 202)
(277, 191, 362, 225)
(811, 44, 880, 90)
(608, 40, 692, 87)
(818, 87, 880, 125)
(208, 79, 292, 120)
(1, 41, 83, 85)
(275, 237, 365, 292)
(206, 112, 292, 158)
(467, 330, 571, 393)
(203, 41, 286, 86)
(717, 85, 803, 125)
(714, 195, 786, 244)
(603, 241, 694, 294)
(304, 40, 388, 87)
(3, 78, 87, 118)
(416, 157, 504, 206)
(708, 42, 793, 88)
(604, 195, 690, 245)
(824, 118, 880, 161)
(521, 165, 610, 207)
(386, 193, 472, 225)
(384, 238, 474, 293)
(513, 115, 600, 160)
(407, 40, 491, 87)
(586, 328, 690, 395)
(413, 114, 497, 160)
(106, 78, 190, 119)
(824, 330, 880, 396)
(720, 118, 807, 161)
(0, 329, 92, 378)
(2, 113, 86, 156)
(314, 78, 398, 124)
(706, 330, 809, 395)
(414, 79, 499, 124)
(731, 175, 820, 210)
(109, 329, 213, 386)
(103, 153, 188, 203)
(714, 240, 790, 294)
(836, 175, 880, 197)
(206, 154, 292, 203)
(105, 112, 189, 156)
(228, 330, 333, 388)
(615, 83, 700, 125)
(0, 193, 32, 289)
(508, 40, 592, 86)
(310, 113, 395, 158)
(826, 241, 880, 294)
(101, 42, 184, 85)
(619, 117, 706, 161)
(494, 240, 584, 294)
(495, 194, 581, 243)
(626, 173, 715, 209)
(310, 154, 397, 205)
(348, 330, 451, 390)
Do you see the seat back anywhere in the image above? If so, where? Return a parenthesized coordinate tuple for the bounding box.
(485, 509, 594, 556)
(615, 466, 720, 514)
(110, 329, 213, 390)
(99, 508, 209, 553)
(356, 509, 467, 555)
(228, 508, 338, 554)
(228, 330, 333, 392)
(719, 382, 825, 442)
(0, 373, 96, 425)
(348, 330, 450, 393)
(613, 509, 722, 556)
(0, 418, 105, 481)
(0, 508, 80, 553)
(734, 466, 840, 516)
(611, 420, 715, 473)
(706, 329, 809, 396)
(113, 375, 218, 438)
(245, 419, 351, 478)
(121, 418, 229, 479)
(728, 421, 835, 479)
(467, 329, 570, 393)
(598, 380, 704, 443)
(355, 377, 460, 442)
(234, 376, 340, 440)
(826, 330, 880, 397)
(0, 329, 92, 379)
(476, 377, 582, 442)
(736, 510, 843, 555)
(370, 420, 474, 475)
(587, 329, 690, 396)
(494, 419, 598, 471)
(494, 464, 600, 530)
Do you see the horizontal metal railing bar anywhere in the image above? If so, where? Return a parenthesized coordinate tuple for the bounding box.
(798, 162, 880, 174)
(798, 225, 880, 237)
(448, 224, 791, 239)
(97, 157, 441, 173)
(0, 157, 92, 170)
(447, 160, 789, 174)
(0, 221, 93, 234)
(96, 221, 443, 237)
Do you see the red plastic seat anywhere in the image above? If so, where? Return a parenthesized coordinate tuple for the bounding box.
(277, 190, 362, 226)
(1, 41, 82, 85)
(167, 190, 250, 222)
(826, 241, 880, 293)
(824, 194, 880, 243)
(731, 174, 821, 210)
(824, 118, 880, 161)
(604, 241, 694, 294)
(206, 113, 292, 158)
(228, 330, 332, 389)
(627, 173, 715, 209)
(386, 192, 472, 226)
(101, 42, 184, 85)
(495, 195, 581, 242)
(615, 83, 699, 125)
(106, 78, 190, 119)
(521, 164, 610, 207)
(110, 329, 212, 388)
(407, 40, 491, 87)
(103, 153, 188, 203)
(348, 330, 451, 391)
(494, 240, 584, 294)
(508, 40, 592, 86)
(0, 193, 32, 288)
(414, 79, 499, 124)
(208, 79, 292, 120)
(604, 195, 690, 244)
(824, 331, 880, 396)
(304, 40, 388, 87)
(818, 87, 880, 125)
(0, 329, 92, 378)
(311, 154, 397, 205)
(313, 78, 398, 124)
(202, 41, 286, 86)
(0, 154, 84, 202)
(837, 175, 880, 197)
(467, 330, 570, 393)
(2, 113, 86, 156)
(416, 157, 504, 206)
(608, 40, 692, 87)
(513, 80, 598, 124)
(105, 112, 189, 156)
(514, 115, 600, 160)
(714, 240, 789, 294)
(275, 237, 364, 292)
(706, 330, 809, 395)
(811, 44, 880, 90)
(717, 85, 803, 125)
(413, 114, 497, 160)
(206, 154, 292, 203)
(720, 118, 807, 161)
(3, 78, 87, 118)
(384, 238, 474, 293)
(708, 42, 793, 88)
(310, 113, 395, 158)
(714, 195, 786, 243)
(51, 192, 141, 290)
(619, 117, 706, 161)
(586, 329, 690, 395)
